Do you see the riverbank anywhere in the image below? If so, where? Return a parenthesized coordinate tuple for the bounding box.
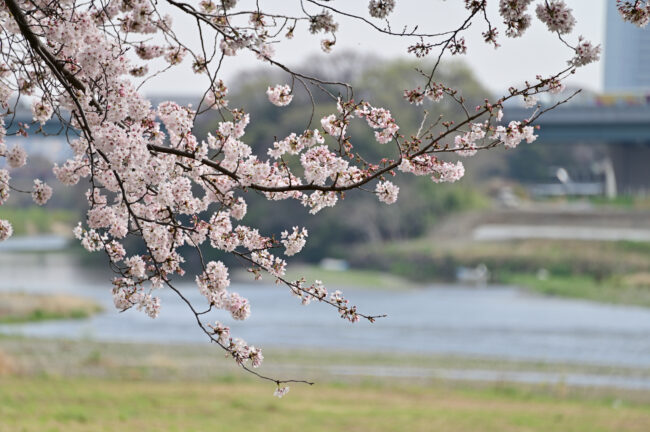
(503, 273, 650, 307)
(352, 237, 650, 307)
(234, 264, 418, 290)
(0, 292, 102, 324)
(0, 207, 75, 236)
(1, 336, 649, 431)
(2, 335, 649, 389)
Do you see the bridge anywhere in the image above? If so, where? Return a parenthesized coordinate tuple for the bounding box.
(504, 103, 650, 143)
(503, 97, 650, 195)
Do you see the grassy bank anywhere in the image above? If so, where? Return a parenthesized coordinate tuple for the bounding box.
(0, 207, 76, 236)
(1, 375, 649, 432)
(502, 273, 650, 307)
(0, 293, 102, 324)
(351, 238, 650, 307)
(1, 336, 648, 431)
(3, 336, 648, 381)
(235, 264, 417, 290)
(279, 264, 418, 290)
(356, 239, 650, 282)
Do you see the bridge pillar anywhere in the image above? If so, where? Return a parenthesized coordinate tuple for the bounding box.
(608, 142, 650, 195)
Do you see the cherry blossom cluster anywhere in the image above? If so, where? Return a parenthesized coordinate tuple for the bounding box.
(6, 145, 27, 168)
(281, 227, 308, 256)
(274, 386, 290, 398)
(289, 279, 328, 305)
(266, 84, 293, 107)
(403, 84, 445, 105)
(229, 338, 264, 368)
(396, 154, 464, 184)
(499, 0, 534, 38)
(196, 261, 251, 321)
(368, 0, 396, 19)
(535, 0, 576, 34)
(0, 169, 9, 203)
(268, 130, 325, 159)
(0, 218, 12, 241)
(375, 181, 399, 204)
(205, 80, 229, 110)
(283, 276, 367, 323)
(493, 1, 599, 67)
(359, 105, 400, 144)
(112, 279, 161, 319)
(495, 121, 537, 148)
(617, 1, 650, 27)
(570, 38, 602, 68)
(31, 100, 53, 124)
(300, 145, 350, 186)
(329, 290, 361, 322)
(0, 114, 53, 234)
(31, 179, 52, 205)
(453, 123, 485, 157)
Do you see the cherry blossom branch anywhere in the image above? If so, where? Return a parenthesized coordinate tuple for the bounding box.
(0, 0, 604, 395)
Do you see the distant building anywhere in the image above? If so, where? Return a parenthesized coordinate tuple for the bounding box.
(604, 1, 650, 93)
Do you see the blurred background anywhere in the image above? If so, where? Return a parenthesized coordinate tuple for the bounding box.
(1, 2, 650, 431)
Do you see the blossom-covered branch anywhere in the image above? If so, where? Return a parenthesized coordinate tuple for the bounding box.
(0, 0, 603, 395)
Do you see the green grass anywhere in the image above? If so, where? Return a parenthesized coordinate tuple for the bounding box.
(586, 195, 650, 209)
(548, 195, 650, 209)
(502, 273, 650, 307)
(0, 375, 648, 432)
(354, 237, 650, 306)
(0, 206, 76, 235)
(1, 336, 648, 431)
(239, 264, 418, 290)
(0, 293, 103, 324)
(382, 239, 650, 279)
(0, 308, 97, 324)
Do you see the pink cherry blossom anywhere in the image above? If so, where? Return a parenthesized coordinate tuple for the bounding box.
(31, 179, 52, 205)
(375, 181, 399, 204)
(0, 219, 12, 242)
(31, 99, 53, 124)
(266, 84, 293, 107)
(281, 226, 308, 256)
(536, 1, 576, 35)
(6, 145, 27, 168)
(274, 386, 290, 398)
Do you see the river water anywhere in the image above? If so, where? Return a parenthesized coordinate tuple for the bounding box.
(1, 250, 650, 388)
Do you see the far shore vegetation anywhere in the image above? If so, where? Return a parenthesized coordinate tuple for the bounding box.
(0, 207, 76, 236)
(0, 292, 102, 324)
(354, 237, 650, 307)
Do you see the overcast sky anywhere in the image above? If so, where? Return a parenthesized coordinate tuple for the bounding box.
(145, 0, 609, 96)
